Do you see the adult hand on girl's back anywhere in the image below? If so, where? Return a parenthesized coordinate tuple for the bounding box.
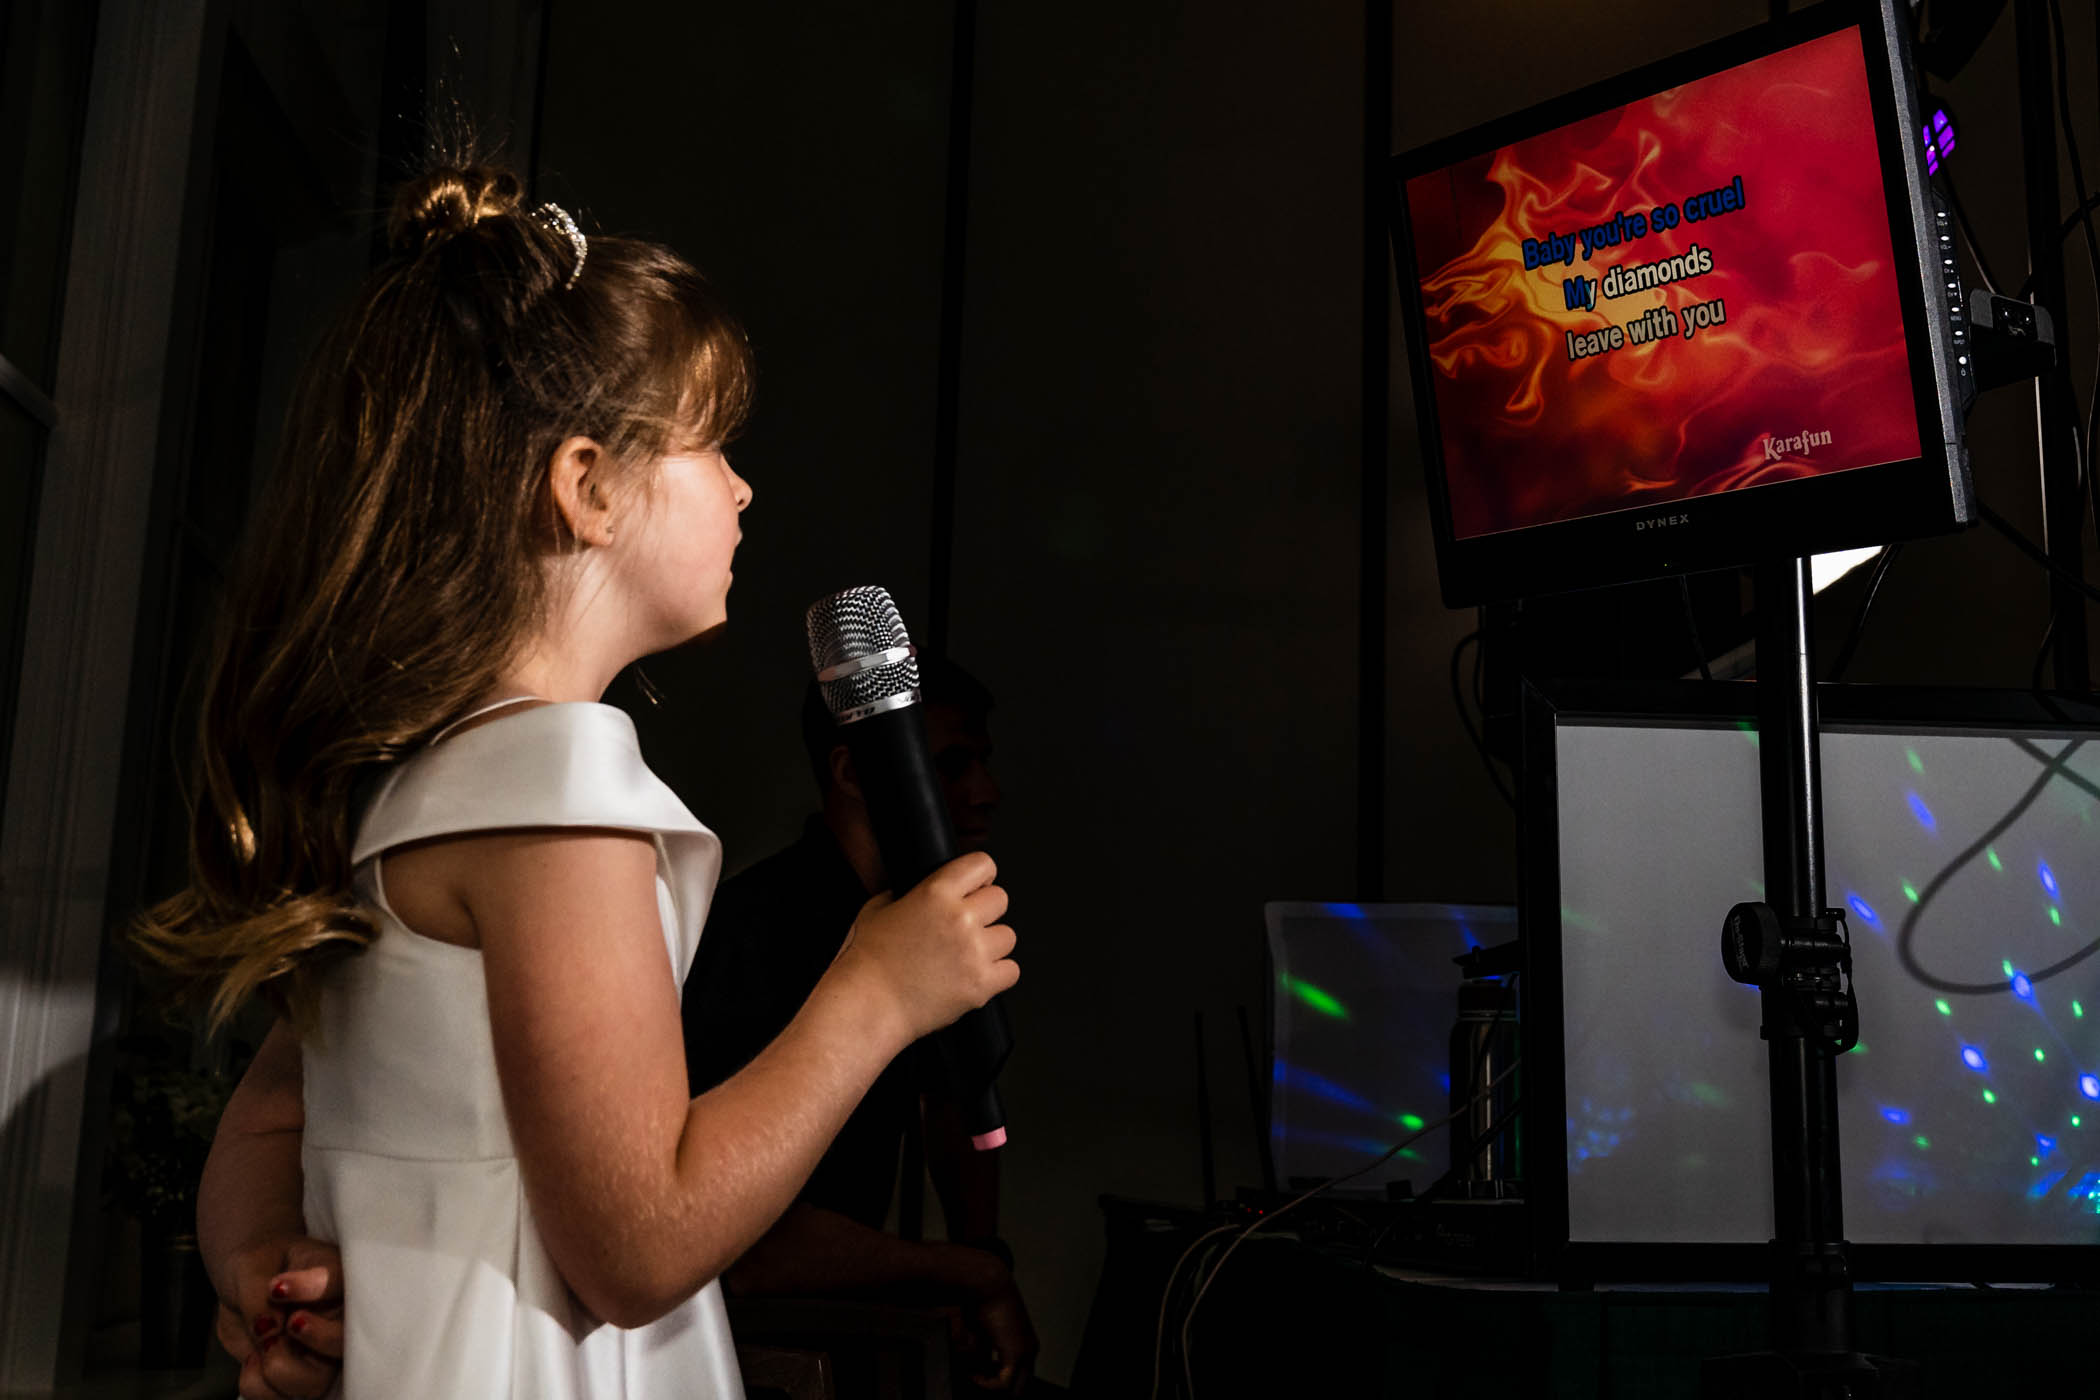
(214, 1234, 344, 1399)
(834, 851, 1018, 1042)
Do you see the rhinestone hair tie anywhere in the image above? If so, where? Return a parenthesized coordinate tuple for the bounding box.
(533, 201, 587, 290)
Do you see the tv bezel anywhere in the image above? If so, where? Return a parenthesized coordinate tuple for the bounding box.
(1390, 0, 1972, 608)
(1519, 679, 2100, 1285)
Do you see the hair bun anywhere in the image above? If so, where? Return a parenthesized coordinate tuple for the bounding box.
(387, 165, 525, 255)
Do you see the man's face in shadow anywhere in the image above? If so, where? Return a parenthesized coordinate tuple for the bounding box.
(925, 703, 999, 853)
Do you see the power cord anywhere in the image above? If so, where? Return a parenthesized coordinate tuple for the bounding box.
(1154, 1057, 1522, 1399)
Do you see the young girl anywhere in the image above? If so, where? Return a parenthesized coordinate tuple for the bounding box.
(140, 163, 1018, 1398)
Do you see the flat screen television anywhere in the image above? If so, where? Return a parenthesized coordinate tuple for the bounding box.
(1522, 681, 2100, 1282)
(1390, 0, 1972, 606)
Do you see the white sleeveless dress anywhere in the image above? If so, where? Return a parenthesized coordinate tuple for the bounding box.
(301, 701, 745, 1399)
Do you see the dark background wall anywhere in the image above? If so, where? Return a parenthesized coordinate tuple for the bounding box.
(533, 0, 2100, 1385)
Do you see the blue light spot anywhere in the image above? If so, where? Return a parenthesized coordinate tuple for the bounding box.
(2083, 1075, 2100, 1100)
(1962, 1046, 1987, 1073)
(2070, 1171, 2100, 1201)
(2039, 1135, 2058, 1153)
(1324, 902, 1367, 920)
(2014, 973, 2035, 1000)
(2031, 1170, 2069, 1199)
(1849, 894, 1880, 928)
(1460, 923, 1481, 950)
(2041, 862, 2060, 899)
(1880, 1106, 1910, 1125)
(1907, 791, 1936, 832)
(1439, 1071, 1451, 1094)
(1274, 1062, 1385, 1116)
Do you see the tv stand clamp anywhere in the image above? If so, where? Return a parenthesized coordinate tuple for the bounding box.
(1721, 904, 1859, 1055)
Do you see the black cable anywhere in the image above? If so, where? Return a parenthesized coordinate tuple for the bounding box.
(1895, 738, 2097, 995)
(1167, 1057, 1523, 1399)
(1979, 500, 2100, 603)
(1451, 632, 1517, 810)
(1827, 544, 1903, 683)
(1943, 173, 2002, 296)
(1678, 577, 1714, 682)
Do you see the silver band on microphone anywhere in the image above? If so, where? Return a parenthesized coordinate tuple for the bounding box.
(815, 644, 916, 685)
(830, 689, 922, 725)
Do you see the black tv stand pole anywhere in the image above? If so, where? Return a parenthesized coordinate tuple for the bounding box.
(1701, 558, 1914, 1399)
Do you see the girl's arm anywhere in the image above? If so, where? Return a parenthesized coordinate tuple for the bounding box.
(461, 829, 1016, 1328)
(197, 1020, 345, 1398)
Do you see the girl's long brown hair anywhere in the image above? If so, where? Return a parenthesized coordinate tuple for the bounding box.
(133, 163, 753, 1034)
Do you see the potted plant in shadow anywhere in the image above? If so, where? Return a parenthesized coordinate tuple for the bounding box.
(104, 1032, 233, 1370)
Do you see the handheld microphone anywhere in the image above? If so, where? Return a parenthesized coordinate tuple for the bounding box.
(803, 585, 1014, 1150)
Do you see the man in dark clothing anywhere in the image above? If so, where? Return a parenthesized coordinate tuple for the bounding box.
(682, 660, 1039, 1393)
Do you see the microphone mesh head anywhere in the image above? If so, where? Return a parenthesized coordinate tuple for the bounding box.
(804, 585, 920, 722)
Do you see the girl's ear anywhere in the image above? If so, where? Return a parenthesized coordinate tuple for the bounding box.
(548, 436, 617, 547)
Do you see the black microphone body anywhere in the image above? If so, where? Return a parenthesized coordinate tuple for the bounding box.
(805, 585, 1013, 1148)
(841, 704, 1015, 1146)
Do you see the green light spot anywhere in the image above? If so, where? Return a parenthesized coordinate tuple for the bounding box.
(1847, 1042, 1867, 1055)
(1907, 747, 1924, 774)
(1284, 976, 1349, 1021)
(1984, 1089, 1997, 1104)
(1397, 1112, 1425, 1131)
(1903, 882, 1921, 903)
(1915, 1135, 1931, 1150)
(2078, 1001, 2087, 1019)
(2051, 907, 2063, 927)
(1935, 998, 1952, 1016)
(2003, 958, 2017, 977)
(2036, 1047, 2047, 1063)
(1687, 1082, 1729, 1107)
(1988, 847, 2004, 872)
(2075, 1116, 2084, 1128)
(2033, 1156, 2043, 1166)
(1398, 1148, 1423, 1163)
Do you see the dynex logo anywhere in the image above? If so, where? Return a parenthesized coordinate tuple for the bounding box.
(1636, 514, 1690, 531)
(1764, 428, 1834, 461)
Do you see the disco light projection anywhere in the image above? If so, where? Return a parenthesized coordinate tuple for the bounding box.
(2037, 1048, 2047, 1063)
(1961, 1046, 1987, 1072)
(2032, 1170, 2069, 1199)
(1935, 999, 1953, 1016)
(1988, 847, 2004, 872)
(2074, 1115, 2084, 1127)
(1902, 881, 1920, 903)
(2082, 1075, 2100, 1100)
(1914, 1135, 1931, 1150)
(1907, 791, 1937, 832)
(1849, 893, 1881, 929)
(1273, 1061, 1385, 1118)
(2050, 908, 2063, 927)
(2038, 1134, 2057, 1154)
(1907, 747, 1925, 775)
(1983, 1089, 1997, 1104)
(2013, 973, 2035, 1000)
(1881, 1105, 1911, 1125)
(1397, 1112, 1426, 1131)
(2001, 959, 2016, 977)
(1281, 975, 1350, 1021)
(2077, 1002, 2087, 1019)
(2040, 861, 2060, 899)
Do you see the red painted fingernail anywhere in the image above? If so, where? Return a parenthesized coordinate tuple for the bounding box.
(270, 1279, 289, 1299)
(289, 1314, 308, 1334)
(253, 1314, 277, 1337)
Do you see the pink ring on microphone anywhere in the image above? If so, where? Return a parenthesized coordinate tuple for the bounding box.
(971, 1127, 1008, 1151)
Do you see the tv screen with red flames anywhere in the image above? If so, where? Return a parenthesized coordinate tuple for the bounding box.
(1391, 1, 1968, 605)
